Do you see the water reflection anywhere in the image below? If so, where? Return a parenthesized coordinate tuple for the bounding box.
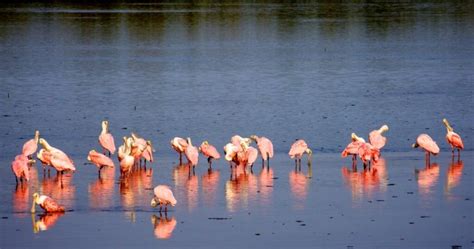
(415, 163, 440, 199)
(225, 165, 257, 212)
(445, 160, 463, 199)
(258, 167, 274, 207)
(201, 169, 220, 207)
(89, 166, 115, 210)
(40, 173, 76, 210)
(119, 167, 153, 222)
(31, 213, 64, 233)
(289, 166, 312, 210)
(151, 214, 177, 240)
(13, 183, 29, 218)
(173, 164, 199, 212)
(341, 158, 388, 203)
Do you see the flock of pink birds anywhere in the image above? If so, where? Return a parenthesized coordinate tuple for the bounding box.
(11, 119, 464, 213)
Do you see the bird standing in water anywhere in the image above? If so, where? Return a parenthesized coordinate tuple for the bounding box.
(413, 134, 440, 166)
(151, 185, 177, 213)
(250, 135, 274, 167)
(443, 118, 464, 160)
(199, 141, 220, 168)
(31, 193, 65, 213)
(369, 125, 389, 151)
(289, 139, 312, 167)
(22, 130, 40, 160)
(99, 121, 116, 156)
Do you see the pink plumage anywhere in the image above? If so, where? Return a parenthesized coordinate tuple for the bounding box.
(289, 139, 309, 159)
(341, 140, 365, 158)
(88, 150, 114, 168)
(369, 130, 387, 150)
(254, 136, 274, 160)
(185, 144, 199, 166)
(416, 134, 440, 155)
(153, 185, 177, 206)
(446, 131, 464, 150)
(99, 133, 116, 155)
(11, 154, 29, 182)
(200, 142, 221, 159)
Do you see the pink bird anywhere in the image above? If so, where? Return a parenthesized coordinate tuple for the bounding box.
(231, 135, 251, 152)
(37, 149, 53, 174)
(250, 135, 274, 166)
(236, 142, 258, 168)
(413, 134, 440, 165)
(151, 185, 177, 213)
(31, 193, 65, 213)
(120, 138, 135, 177)
(341, 133, 366, 166)
(50, 155, 76, 174)
(223, 143, 240, 166)
(199, 141, 220, 167)
(117, 136, 128, 162)
(87, 150, 115, 176)
(443, 118, 464, 159)
(357, 142, 380, 167)
(369, 125, 389, 150)
(98, 120, 116, 155)
(170, 137, 188, 162)
(185, 138, 199, 168)
(141, 140, 155, 165)
(11, 154, 30, 183)
(131, 133, 147, 164)
(22, 130, 40, 159)
(39, 138, 74, 165)
(289, 139, 313, 166)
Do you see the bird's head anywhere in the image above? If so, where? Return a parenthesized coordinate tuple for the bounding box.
(412, 143, 419, 148)
(380, 124, 389, 134)
(150, 198, 158, 207)
(250, 135, 258, 141)
(443, 118, 453, 132)
(187, 137, 192, 146)
(34, 130, 40, 141)
(351, 133, 365, 142)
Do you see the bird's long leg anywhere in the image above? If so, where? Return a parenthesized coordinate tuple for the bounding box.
(208, 157, 212, 169)
(15, 176, 18, 184)
(179, 153, 182, 165)
(262, 158, 265, 168)
(165, 205, 168, 213)
(159, 204, 162, 213)
(458, 149, 461, 161)
(267, 154, 270, 168)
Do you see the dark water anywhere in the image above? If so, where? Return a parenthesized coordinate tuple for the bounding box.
(0, 2, 473, 248)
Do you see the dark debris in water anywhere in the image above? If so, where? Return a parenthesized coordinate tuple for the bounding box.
(208, 217, 232, 220)
(272, 177, 279, 180)
(376, 199, 385, 202)
(409, 222, 414, 224)
(407, 192, 414, 194)
(255, 233, 261, 236)
(122, 127, 128, 130)
(420, 215, 430, 218)
(296, 220, 303, 223)
(387, 183, 395, 186)
(1, 216, 8, 219)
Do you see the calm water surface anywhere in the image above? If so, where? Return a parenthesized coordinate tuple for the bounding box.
(0, 2, 473, 248)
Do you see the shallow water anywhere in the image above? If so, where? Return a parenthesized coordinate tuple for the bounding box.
(0, 1, 473, 248)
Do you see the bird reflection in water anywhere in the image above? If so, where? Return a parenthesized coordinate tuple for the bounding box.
(13, 183, 30, 218)
(340, 158, 387, 203)
(173, 163, 198, 212)
(40, 173, 75, 210)
(258, 166, 274, 207)
(201, 168, 220, 207)
(225, 165, 257, 212)
(89, 166, 115, 210)
(445, 160, 464, 200)
(415, 162, 440, 198)
(151, 214, 177, 240)
(31, 212, 64, 233)
(289, 164, 312, 210)
(120, 167, 153, 222)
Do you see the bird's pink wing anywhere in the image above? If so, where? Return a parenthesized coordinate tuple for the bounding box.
(99, 133, 116, 154)
(42, 197, 65, 213)
(417, 134, 440, 154)
(185, 146, 199, 166)
(448, 132, 464, 149)
(22, 139, 37, 157)
(369, 131, 387, 150)
(142, 146, 153, 162)
(90, 152, 114, 167)
(246, 147, 258, 166)
(203, 144, 221, 159)
(51, 156, 76, 172)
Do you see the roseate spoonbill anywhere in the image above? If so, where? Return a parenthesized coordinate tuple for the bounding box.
(12, 154, 30, 183)
(185, 138, 199, 168)
(250, 135, 274, 167)
(151, 185, 177, 213)
(170, 137, 188, 163)
(87, 150, 115, 176)
(239, 142, 258, 168)
(412, 134, 440, 165)
(443, 118, 464, 159)
(231, 135, 251, 152)
(117, 136, 128, 162)
(98, 121, 116, 156)
(120, 138, 135, 177)
(369, 125, 389, 150)
(141, 140, 155, 165)
(199, 141, 220, 167)
(22, 130, 40, 159)
(39, 138, 74, 165)
(32, 212, 64, 233)
(357, 142, 380, 168)
(131, 133, 147, 165)
(341, 133, 366, 166)
(37, 149, 54, 174)
(31, 193, 65, 213)
(289, 139, 312, 166)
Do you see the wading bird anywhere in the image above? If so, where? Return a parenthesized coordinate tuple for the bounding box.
(250, 135, 274, 167)
(199, 141, 220, 167)
(369, 125, 389, 150)
(31, 193, 65, 213)
(443, 118, 464, 159)
(412, 134, 440, 165)
(289, 139, 312, 167)
(12, 154, 30, 183)
(150, 185, 177, 213)
(170, 137, 188, 163)
(99, 121, 116, 156)
(185, 138, 199, 168)
(22, 130, 40, 159)
(87, 150, 115, 177)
